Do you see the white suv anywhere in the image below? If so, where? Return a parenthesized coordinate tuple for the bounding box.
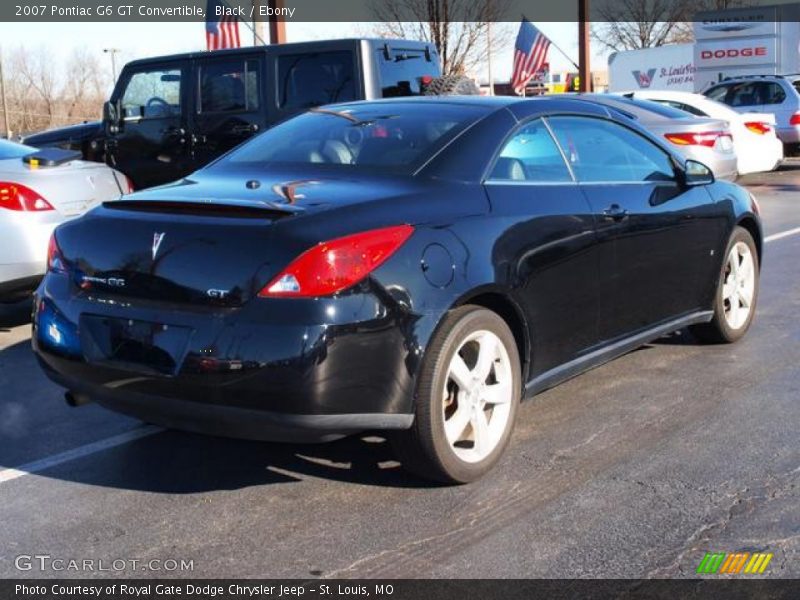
(704, 75, 800, 151)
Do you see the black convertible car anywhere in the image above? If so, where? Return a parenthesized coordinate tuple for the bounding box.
(33, 96, 762, 483)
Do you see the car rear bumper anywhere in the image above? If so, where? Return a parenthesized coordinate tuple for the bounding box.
(0, 210, 62, 295)
(38, 362, 413, 442)
(776, 126, 800, 144)
(32, 277, 424, 441)
(737, 136, 784, 175)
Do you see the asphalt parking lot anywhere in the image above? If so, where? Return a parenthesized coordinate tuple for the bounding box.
(1, 163, 799, 579)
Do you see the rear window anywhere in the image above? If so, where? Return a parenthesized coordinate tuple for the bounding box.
(613, 96, 693, 119)
(377, 48, 437, 97)
(704, 84, 730, 103)
(277, 52, 356, 109)
(214, 102, 487, 173)
(0, 140, 34, 159)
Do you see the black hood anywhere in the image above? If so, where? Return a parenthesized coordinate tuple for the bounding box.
(21, 121, 103, 147)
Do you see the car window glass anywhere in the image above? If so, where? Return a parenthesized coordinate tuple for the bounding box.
(122, 68, 182, 119)
(216, 104, 488, 173)
(615, 96, 692, 119)
(278, 51, 355, 109)
(759, 82, 786, 105)
(728, 82, 760, 107)
(677, 102, 706, 116)
(548, 116, 675, 183)
(705, 84, 730, 103)
(199, 59, 260, 113)
(489, 119, 571, 182)
(378, 49, 434, 97)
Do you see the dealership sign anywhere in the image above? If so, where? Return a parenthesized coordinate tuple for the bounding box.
(695, 39, 775, 68)
(630, 63, 694, 89)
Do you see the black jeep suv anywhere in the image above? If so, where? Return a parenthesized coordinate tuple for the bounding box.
(22, 38, 473, 189)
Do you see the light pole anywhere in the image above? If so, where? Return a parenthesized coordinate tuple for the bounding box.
(578, 0, 591, 92)
(0, 46, 10, 139)
(103, 48, 121, 82)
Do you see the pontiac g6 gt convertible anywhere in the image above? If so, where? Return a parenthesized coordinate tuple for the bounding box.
(33, 96, 762, 483)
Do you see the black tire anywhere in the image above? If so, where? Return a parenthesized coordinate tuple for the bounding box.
(391, 305, 522, 484)
(691, 226, 759, 344)
(423, 74, 480, 96)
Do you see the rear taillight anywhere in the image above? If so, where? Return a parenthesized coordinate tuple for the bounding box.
(664, 131, 727, 148)
(790, 113, 800, 126)
(123, 175, 135, 194)
(0, 182, 54, 211)
(259, 225, 414, 298)
(744, 122, 772, 135)
(47, 232, 66, 273)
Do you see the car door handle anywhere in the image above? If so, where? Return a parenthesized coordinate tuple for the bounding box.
(162, 127, 186, 143)
(602, 204, 629, 222)
(231, 123, 259, 135)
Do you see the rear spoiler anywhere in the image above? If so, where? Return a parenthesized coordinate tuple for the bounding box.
(103, 198, 303, 219)
(23, 147, 82, 168)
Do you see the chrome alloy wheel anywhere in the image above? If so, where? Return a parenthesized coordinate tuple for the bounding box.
(441, 330, 514, 463)
(722, 241, 756, 331)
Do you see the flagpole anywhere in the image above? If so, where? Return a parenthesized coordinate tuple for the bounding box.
(545, 33, 580, 71)
(252, 0, 266, 45)
(213, 0, 268, 48)
(521, 15, 579, 72)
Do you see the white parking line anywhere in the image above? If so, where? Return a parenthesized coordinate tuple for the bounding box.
(0, 425, 163, 485)
(765, 226, 800, 243)
(1, 224, 799, 488)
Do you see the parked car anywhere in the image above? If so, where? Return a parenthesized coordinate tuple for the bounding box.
(570, 94, 739, 181)
(33, 96, 761, 483)
(0, 140, 131, 302)
(703, 75, 800, 153)
(621, 90, 783, 175)
(21, 39, 478, 190)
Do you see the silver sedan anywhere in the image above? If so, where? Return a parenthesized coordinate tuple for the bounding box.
(573, 94, 739, 181)
(0, 139, 131, 301)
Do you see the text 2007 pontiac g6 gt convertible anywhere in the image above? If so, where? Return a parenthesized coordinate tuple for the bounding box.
(33, 97, 762, 483)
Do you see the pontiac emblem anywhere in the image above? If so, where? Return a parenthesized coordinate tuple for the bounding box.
(152, 232, 166, 260)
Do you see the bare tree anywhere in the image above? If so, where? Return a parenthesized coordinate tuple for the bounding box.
(369, 0, 511, 76)
(62, 47, 105, 121)
(591, 0, 694, 53)
(592, 0, 758, 53)
(1, 45, 111, 136)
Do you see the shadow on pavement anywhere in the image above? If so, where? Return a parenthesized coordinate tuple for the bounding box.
(1, 327, 716, 493)
(0, 299, 32, 330)
(47, 428, 437, 492)
(0, 338, 436, 492)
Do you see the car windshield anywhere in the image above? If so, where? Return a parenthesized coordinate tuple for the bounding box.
(213, 102, 489, 173)
(0, 139, 35, 159)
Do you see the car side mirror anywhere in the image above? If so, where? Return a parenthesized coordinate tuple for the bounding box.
(103, 100, 121, 132)
(683, 159, 714, 186)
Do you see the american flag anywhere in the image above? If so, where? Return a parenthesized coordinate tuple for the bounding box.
(206, 0, 241, 51)
(511, 19, 551, 95)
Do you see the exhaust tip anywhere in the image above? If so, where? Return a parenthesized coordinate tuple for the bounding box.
(65, 391, 92, 407)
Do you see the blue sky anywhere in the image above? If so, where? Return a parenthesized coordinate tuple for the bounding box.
(0, 21, 609, 85)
